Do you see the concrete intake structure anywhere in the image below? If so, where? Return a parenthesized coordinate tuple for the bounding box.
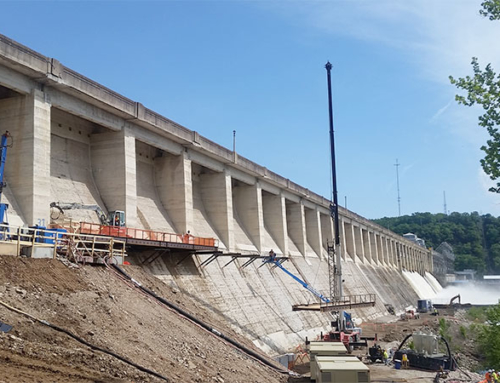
(0, 34, 434, 353)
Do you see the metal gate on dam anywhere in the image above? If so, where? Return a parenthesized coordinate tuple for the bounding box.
(0, 33, 437, 354)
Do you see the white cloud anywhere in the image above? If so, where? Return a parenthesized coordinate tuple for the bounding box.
(275, 0, 500, 82)
(430, 100, 452, 124)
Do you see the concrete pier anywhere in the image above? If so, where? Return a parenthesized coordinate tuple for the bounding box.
(0, 33, 435, 354)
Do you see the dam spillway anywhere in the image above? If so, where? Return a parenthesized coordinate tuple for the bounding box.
(0, 33, 437, 354)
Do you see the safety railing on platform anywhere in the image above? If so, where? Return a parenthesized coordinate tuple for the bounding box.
(319, 293, 377, 311)
(0, 223, 126, 263)
(77, 222, 218, 247)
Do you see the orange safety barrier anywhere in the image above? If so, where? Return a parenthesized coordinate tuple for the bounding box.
(78, 222, 216, 247)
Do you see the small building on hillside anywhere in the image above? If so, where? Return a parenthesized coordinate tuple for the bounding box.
(403, 233, 426, 248)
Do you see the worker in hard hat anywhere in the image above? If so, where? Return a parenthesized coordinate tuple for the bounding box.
(492, 370, 499, 383)
(383, 349, 389, 365)
(268, 249, 276, 261)
(401, 353, 409, 369)
(485, 370, 493, 382)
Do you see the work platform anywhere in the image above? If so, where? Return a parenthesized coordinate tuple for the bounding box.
(78, 222, 218, 249)
(292, 294, 377, 312)
(0, 223, 126, 264)
(199, 253, 288, 268)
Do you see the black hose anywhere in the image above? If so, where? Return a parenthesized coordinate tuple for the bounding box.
(111, 264, 288, 374)
(394, 333, 413, 354)
(0, 300, 169, 382)
(43, 321, 170, 382)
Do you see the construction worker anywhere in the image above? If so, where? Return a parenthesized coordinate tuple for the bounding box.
(383, 349, 389, 365)
(485, 370, 492, 383)
(183, 230, 192, 244)
(402, 353, 409, 369)
(268, 249, 277, 261)
(492, 370, 499, 383)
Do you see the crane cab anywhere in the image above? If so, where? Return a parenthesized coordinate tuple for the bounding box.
(109, 211, 125, 227)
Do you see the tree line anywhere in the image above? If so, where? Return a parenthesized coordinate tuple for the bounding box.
(373, 212, 500, 274)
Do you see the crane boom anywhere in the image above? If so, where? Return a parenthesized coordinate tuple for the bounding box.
(267, 259, 330, 303)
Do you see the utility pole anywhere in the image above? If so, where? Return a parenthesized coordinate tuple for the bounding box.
(394, 159, 401, 216)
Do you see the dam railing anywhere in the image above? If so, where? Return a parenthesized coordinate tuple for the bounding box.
(78, 222, 218, 247)
(0, 223, 126, 264)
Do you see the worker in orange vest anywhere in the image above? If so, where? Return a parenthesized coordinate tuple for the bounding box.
(485, 370, 493, 382)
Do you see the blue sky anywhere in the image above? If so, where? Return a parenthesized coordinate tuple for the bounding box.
(2, 0, 500, 219)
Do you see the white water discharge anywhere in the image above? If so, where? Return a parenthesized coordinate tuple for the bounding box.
(434, 284, 500, 305)
(402, 271, 439, 299)
(424, 272, 443, 294)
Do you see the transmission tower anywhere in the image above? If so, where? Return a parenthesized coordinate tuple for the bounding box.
(394, 159, 401, 216)
(443, 191, 447, 215)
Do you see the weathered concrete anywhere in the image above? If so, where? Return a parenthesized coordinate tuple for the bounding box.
(0, 33, 438, 355)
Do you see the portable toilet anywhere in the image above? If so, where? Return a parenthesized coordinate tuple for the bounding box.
(317, 359, 370, 383)
(311, 355, 360, 381)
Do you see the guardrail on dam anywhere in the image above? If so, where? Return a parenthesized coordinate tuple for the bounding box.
(0, 33, 434, 353)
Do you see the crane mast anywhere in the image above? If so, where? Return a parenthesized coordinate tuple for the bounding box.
(325, 62, 344, 326)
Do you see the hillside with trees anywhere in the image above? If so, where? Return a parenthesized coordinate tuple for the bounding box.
(373, 212, 500, 274)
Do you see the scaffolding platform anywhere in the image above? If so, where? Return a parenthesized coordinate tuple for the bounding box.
(293, 294, 377, 312)
(200, 253, 288, 268)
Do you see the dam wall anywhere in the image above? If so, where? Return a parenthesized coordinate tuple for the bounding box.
(0, 34, 436, 354)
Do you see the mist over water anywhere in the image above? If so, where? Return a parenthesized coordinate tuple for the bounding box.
(434, 284, 500, 305)
(402, 270, 500, 305)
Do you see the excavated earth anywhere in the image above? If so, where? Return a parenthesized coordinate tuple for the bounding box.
(0, 255, 290, 383)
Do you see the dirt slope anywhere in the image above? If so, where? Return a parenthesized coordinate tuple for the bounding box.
(0, 255, 288, 383)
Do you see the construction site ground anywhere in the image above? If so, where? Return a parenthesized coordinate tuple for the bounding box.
(0, 254, 488, 383)
(0, 255, 289, 383)
(292, 314, 486, 383)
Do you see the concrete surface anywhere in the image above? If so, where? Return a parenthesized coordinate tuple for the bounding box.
(0, 33, 439, 357)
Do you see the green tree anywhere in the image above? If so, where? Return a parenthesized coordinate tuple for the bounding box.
(449, 0, 500, 192)
(480, 0, 500, 20)
(373, 211, 500, 273)
(478, 303, 500, 369)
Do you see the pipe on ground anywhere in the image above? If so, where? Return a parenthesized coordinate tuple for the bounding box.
(110, 263, 289, 375)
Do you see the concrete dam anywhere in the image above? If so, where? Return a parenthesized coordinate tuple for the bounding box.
(0, 34, 438, 355)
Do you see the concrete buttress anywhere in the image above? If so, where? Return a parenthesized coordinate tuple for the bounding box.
(90, 129, 137, 227)
(155, 150, 193, 235)
(199, 169, 233, 250)
(1, 90, 51, 226)
(262, 192, 288, 256)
